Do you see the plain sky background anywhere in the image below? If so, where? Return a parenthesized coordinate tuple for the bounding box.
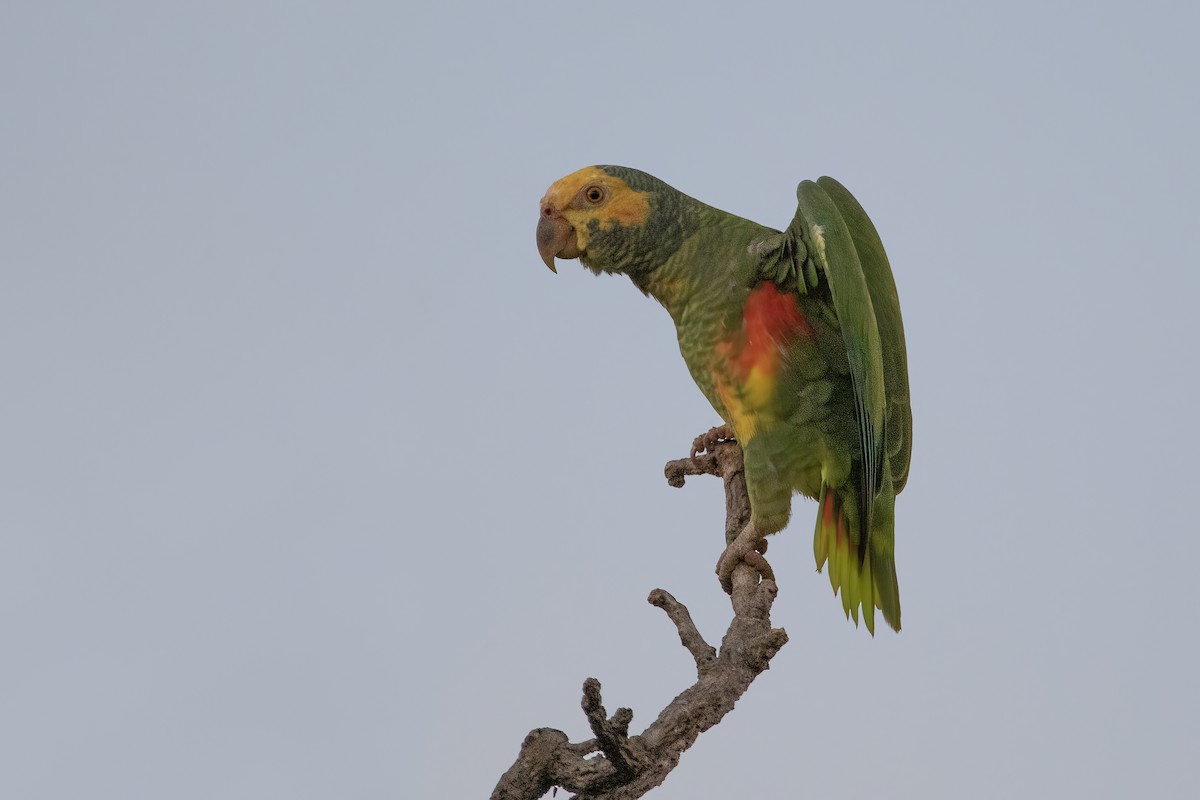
(3, 2, 1198, 798)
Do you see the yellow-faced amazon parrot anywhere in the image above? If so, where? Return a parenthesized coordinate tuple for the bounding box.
(537, 166, 911, 634)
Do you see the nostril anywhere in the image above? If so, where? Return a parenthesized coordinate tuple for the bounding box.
(542, 207, 554, 217)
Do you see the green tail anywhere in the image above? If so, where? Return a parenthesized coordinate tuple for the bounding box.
(813, 482, 901, 634)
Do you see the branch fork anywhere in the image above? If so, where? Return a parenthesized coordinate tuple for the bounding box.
(491, 438, 788, 799)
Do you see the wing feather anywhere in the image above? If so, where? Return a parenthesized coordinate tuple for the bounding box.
(816, 177, 912, 493)
(789, 181, 886, 548)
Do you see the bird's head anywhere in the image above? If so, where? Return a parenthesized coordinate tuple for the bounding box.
(537, 165, 694, 277)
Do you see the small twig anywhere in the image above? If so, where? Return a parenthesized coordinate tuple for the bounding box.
(647, 589, 716, 674)
(582, 679, 638, 780)
(663, 453, 719, 487)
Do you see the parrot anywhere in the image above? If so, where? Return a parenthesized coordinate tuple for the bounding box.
(536, 166, 911, 634)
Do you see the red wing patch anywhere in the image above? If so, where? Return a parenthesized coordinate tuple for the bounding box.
(723, 282, 814, 379)
(712, 282, 814, 439)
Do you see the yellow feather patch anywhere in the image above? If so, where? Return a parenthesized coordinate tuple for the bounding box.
(542, 166, 650, 249)
(743, 366, 776, 410)
(715, 378, 758, 441)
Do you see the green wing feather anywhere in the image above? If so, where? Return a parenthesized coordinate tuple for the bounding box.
(816, 177, 912, 493)
(789, 180, 886, 542)
(784, 179, 909, 633)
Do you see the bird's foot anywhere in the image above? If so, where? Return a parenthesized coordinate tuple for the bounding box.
(691, 425, 734, 462)
(716, 525, 774, 594)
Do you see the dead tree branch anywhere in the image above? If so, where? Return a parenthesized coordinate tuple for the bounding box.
(491, 438, 788, 799)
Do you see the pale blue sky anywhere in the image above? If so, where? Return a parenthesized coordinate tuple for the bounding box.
(3, 2, 1198, 798)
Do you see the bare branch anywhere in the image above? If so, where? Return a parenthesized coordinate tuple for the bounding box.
(582, 678, 638, 780)
(663, 454, 718, 487)
(647, 589, 716, 674)
(491, 438, 788, 799)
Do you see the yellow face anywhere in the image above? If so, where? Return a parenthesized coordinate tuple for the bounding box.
(539, 166, 651, 251)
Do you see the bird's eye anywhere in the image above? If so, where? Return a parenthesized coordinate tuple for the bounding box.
(584, 185, 606, 204)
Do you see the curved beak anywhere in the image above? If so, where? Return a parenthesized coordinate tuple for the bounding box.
(536, 207, 580, 273)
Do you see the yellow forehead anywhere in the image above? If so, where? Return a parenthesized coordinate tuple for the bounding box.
(543, 166, 650, 229)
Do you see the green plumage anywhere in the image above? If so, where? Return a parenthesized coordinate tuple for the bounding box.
(539, 166, 911, 633)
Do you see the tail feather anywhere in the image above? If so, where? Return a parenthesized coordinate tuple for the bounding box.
(814, 482, 900, 634)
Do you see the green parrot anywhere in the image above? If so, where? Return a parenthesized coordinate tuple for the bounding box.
(537, 166, 911, 634)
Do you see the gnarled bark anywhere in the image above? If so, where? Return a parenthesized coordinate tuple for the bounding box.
(491, 438, 788, 799)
